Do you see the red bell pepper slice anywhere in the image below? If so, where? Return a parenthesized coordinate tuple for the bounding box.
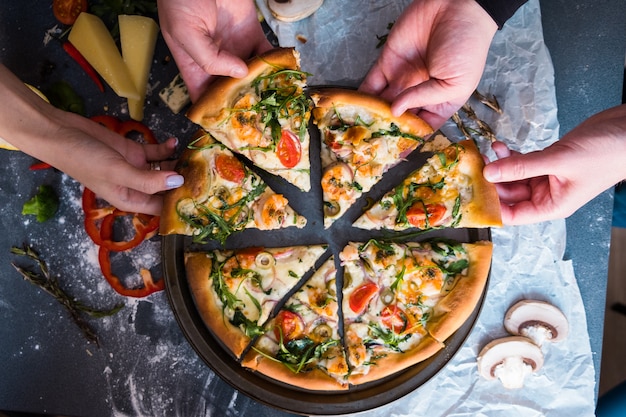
(97, 205, 164, 297)
(97, 247, 164, 298)
(29, 161, 53, 170)
(98, 211, 160, 252)
(81, 119, 165, 297)
(117, 119, 158, 145)
(82, 188, 115, 246)
(62, 41, 105, 92)
(90, 115, 122, 133)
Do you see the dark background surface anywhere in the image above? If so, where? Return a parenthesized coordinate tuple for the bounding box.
(0, 0, 624, 416)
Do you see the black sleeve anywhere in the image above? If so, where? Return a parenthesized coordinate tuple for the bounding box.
(474, 0, 529, 29)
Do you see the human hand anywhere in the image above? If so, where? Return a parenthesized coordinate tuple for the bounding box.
(53, 114, 183, 215)
(483, 105, 626, 225)
(157, 0, 273, 102)
(359, 0, 498, 130)
(0, 64, 183, 216)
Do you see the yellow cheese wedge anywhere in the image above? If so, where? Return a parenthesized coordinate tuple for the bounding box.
(119, 15, 160, 121)
(68, 12, 140, 100)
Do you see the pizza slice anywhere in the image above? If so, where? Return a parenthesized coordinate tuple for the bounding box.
(241, 256, 350, 391)
(186, 47, 312, 192)
(310, 88, 434, 228)
(185, 245, 328, 358)
(339, 238, 492, 384)
(160, 131, 306, 243)
(353, 139, 502, 231)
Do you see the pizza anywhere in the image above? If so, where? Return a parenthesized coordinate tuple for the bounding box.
(159, 130, 306, 243)
(183, 238, 491, 390)
(340, 239, 493, 384)
(184, 245, 328, 358)
(310, 88, 434, 228)
(162, 52, 500, 393)
(186, 47, 312, 192)
(353, 139, 503, 231)
(241, 256, 350, 390)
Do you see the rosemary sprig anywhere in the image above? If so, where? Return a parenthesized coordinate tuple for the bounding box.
(10, 245, 124, 347)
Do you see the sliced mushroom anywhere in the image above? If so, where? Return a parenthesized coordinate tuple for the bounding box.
(268, 0, 324, 22)
(477, 336, 544, 389)
(504, 300, 569, 346)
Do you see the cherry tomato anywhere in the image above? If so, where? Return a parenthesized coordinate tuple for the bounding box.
(277, 130, 302, 169)
(215, 153, 245, 184)
(349, 281, 379, 314)
(381, 305, 408, 333)
(274, 310, 304, 342)
(406, 203, 446, 229)
(52, 0, 88, 25)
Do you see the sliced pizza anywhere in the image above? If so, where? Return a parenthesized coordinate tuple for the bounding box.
(160, 131, 306, 243)
(354, 139, 502, 231)
(310, 88, 434, 228)
(186, 47, 312, 192)
(241, 256, 350, 391)
(185, 245, 328, 358)
(339, 238, 492, 384)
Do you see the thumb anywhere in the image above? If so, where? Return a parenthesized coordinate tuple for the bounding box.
(390, 78, 466, 117)
(483, 150, 552, 183)
(182, 31, 248, 78)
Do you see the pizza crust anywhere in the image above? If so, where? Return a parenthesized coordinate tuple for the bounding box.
(160, 130, 211, 236)
(347, 335, 444, 385)
(241, 351, 349, 391)
(187, 48, 301, 124)
(311, 88, 433, 138)
(185, 47, 311, 191)
(185, 252, 252, 358)
(427, 241, 493, 343)
(454, 141, 503, 228)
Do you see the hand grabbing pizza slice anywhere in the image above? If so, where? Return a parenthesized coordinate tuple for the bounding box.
(353, 139, 502, 231)
(241, 256, 350, 390)
(160, 131, 306, 243)
(186, 47, 312, 192)
(185, 245, 328, 358)
(310, 88, 434, 228)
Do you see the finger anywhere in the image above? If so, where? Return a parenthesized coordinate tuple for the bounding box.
(414, 108, 449, 131)
(493, 182, 532, 204)
(359, 64, 389, 96)
(107, 161, 184, 197)
(499, 201, 560, 226)
(483, 150, 552, 184)
(144, 137, 178, 162)
(177, 28, 248, 79)
(111, 189, 165, 216)
(390, 78, 466, 117)
(491, 141, 512, 159)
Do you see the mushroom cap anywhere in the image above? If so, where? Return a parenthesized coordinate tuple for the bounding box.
(268, 0, 324, 22)
(504, 300, 569, 344)
(477, 336, 544, 389)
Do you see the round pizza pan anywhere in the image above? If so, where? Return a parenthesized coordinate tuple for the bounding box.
(162, 226, 490, 416)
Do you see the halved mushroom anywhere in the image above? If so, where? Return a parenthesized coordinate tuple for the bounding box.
(268, 0, 324, 22)
(477, 336, 544, 389)
(504, 300, 569, 346)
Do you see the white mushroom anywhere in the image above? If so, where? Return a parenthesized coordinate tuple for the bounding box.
(477, 336, 544, 389)
(268, 0, 324, 22)
(504, 300, 569, 346)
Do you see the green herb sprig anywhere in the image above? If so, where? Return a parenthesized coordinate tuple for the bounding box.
(10, 245, 124, 346)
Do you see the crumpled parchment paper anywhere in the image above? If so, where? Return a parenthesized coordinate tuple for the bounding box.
(256, 0, 596, 415)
